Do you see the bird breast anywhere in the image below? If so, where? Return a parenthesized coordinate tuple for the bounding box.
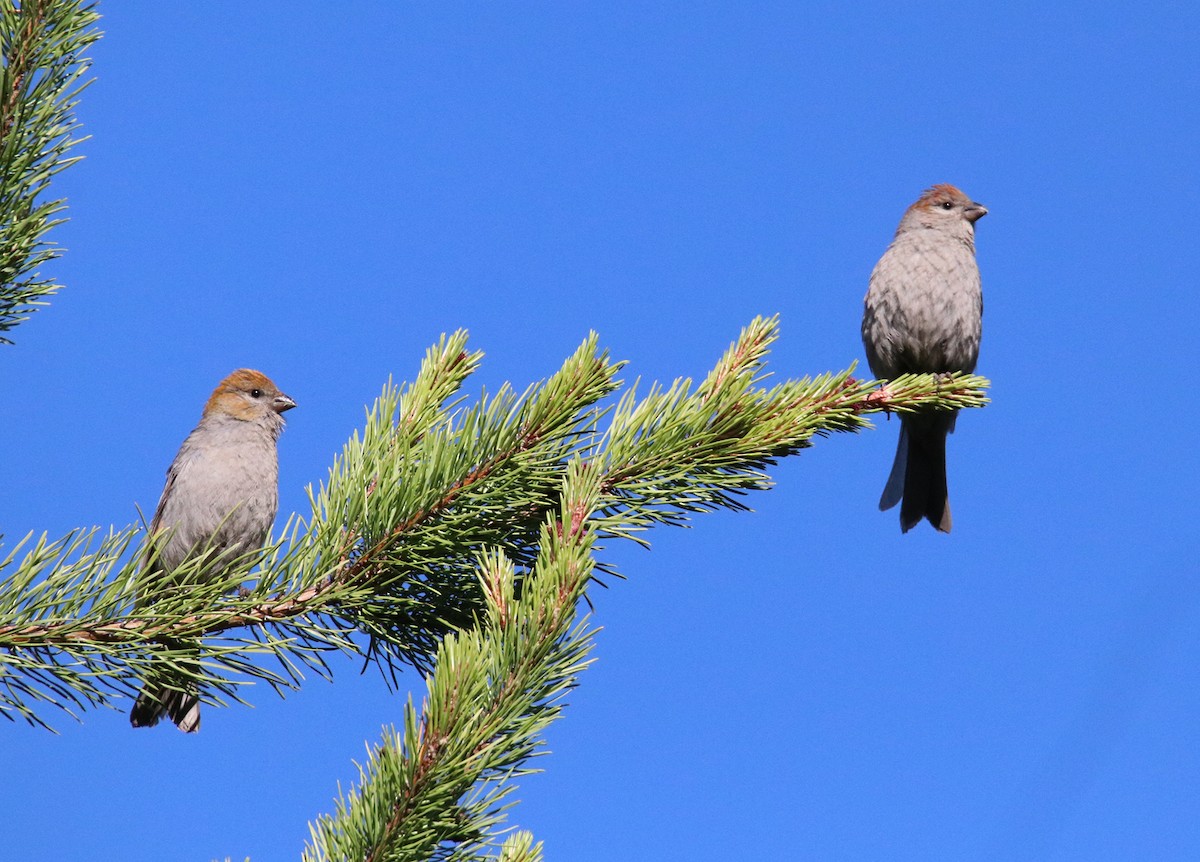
(863, 230, 982, 378)
(153, 416, 281, 571)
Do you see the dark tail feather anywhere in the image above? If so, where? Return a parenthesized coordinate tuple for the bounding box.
(131, 683, 200, 733)
(878, 423, 908, 513)
(898, 415, 951, 533)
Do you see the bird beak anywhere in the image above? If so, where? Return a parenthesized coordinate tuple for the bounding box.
(273, 393, 297, 413)
(965, 202, 988, 222)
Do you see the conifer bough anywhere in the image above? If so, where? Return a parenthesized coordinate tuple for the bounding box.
(0, 316, 988, 735)
(0, 0, 99, 342)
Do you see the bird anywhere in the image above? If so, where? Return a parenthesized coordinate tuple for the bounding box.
(130, 369, 295, 731)
(861, 184, 986, 533)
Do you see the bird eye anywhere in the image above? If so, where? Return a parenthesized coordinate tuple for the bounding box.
(250, 389, 263, 398)
(940, 201, 954, 210)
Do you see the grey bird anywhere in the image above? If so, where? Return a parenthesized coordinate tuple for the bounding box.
(861, 184, 986, 533)
(131, 369, 295, 731)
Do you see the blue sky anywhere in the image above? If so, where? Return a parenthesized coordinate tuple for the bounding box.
(2, 3, 1198, 859)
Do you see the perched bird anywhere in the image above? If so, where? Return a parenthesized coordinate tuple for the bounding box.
(131, 369, 296, 731)
(861, 184, 986, 533)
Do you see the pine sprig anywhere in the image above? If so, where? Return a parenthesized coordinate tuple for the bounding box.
(303, 462, 602, 862)
(493, 834, 542, 862)
(0, 0, 99, 342)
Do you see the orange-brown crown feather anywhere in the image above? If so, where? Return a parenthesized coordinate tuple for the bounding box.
(909, 183, 971, 211)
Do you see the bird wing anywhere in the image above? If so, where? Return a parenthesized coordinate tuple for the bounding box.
(148, 461, 180, 537)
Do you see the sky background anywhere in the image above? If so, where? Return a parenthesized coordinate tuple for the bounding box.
(2, 3, 1198, 860)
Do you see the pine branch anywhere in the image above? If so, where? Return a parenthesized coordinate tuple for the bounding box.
(594, 315, 987, 537)
(1, 318, 989, 855)
(293, 321, 992, 859)
(0, 317, 990, 730)
(0, 0, 100, 342)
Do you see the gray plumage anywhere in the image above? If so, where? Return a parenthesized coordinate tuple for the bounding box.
(131, 369, 295, 731)
(861, 184, 986, 533)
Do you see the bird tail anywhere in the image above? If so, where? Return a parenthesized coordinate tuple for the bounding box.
(878, 423, 908, 513)
(879, 414, 953, 534)
(131, 680, 201, 732)
(131, 643, 201, 734)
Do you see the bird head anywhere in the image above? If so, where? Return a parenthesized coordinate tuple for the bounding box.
(202, 369, 296, 422)
(900, 184, 987, 235)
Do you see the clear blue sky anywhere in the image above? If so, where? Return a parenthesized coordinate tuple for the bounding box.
(2, 4, 1197, 860)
